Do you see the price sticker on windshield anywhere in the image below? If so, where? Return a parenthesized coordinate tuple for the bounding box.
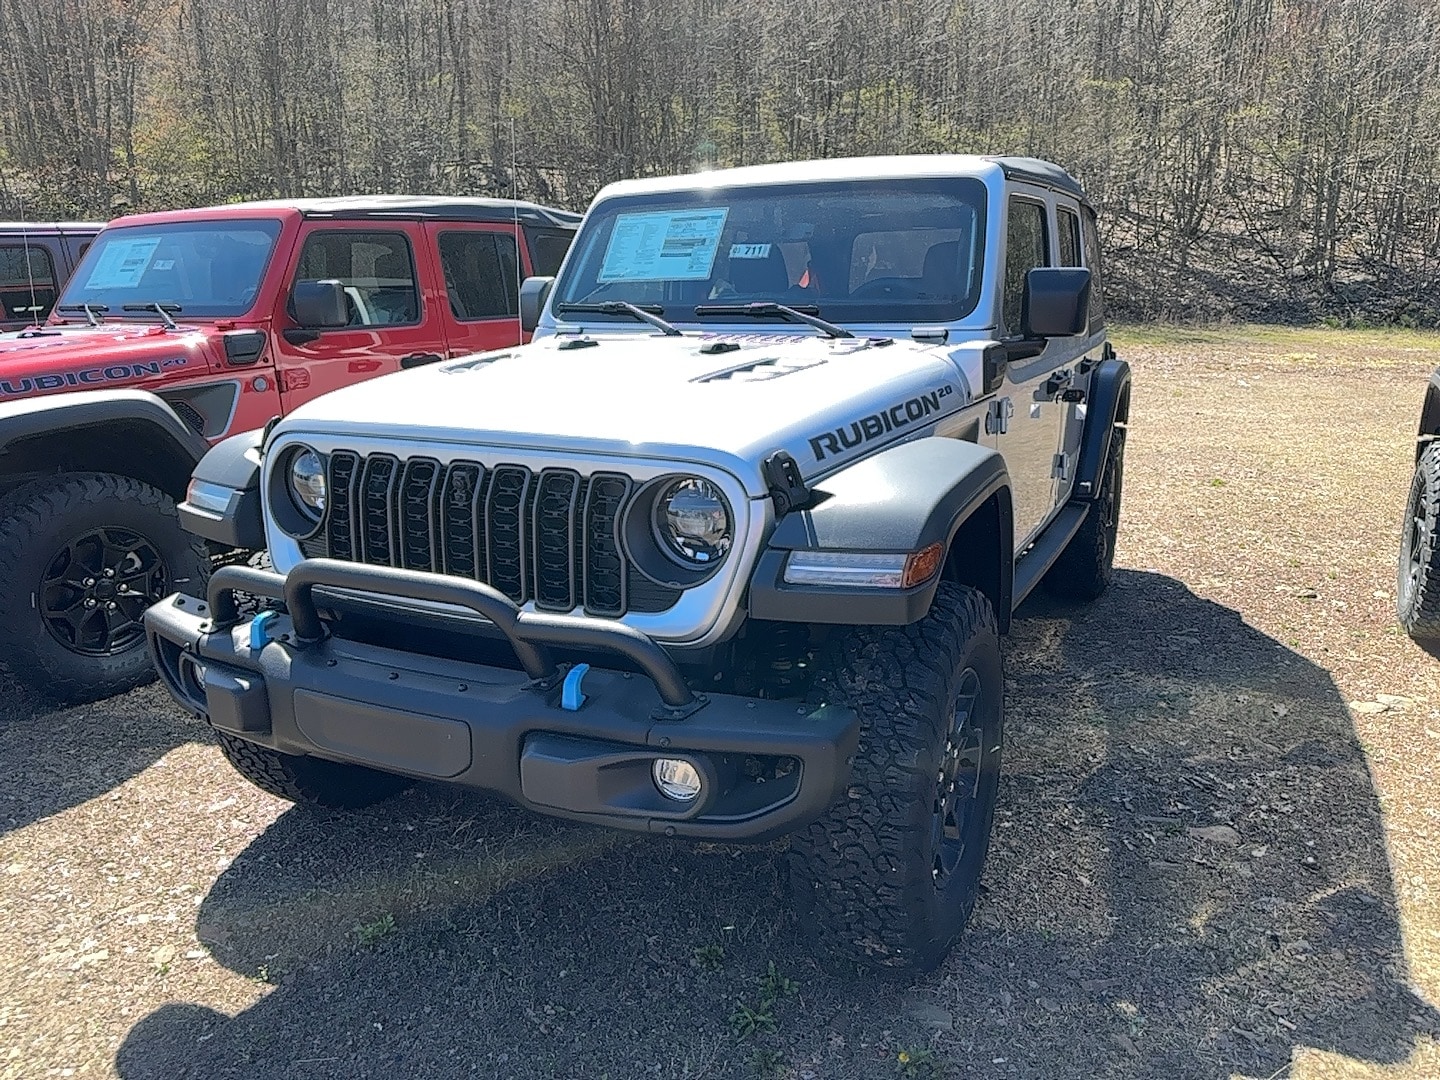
(83, 236, 163, 290)
(598, 208, 728, 282)
(729, 243, 771, 259)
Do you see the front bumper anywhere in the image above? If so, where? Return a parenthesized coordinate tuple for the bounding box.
(144, 559, 858, 841)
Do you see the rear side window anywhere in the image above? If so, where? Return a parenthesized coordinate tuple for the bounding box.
(438, 231, 520, 320)
(1002, 197, 1049, 333)
(528, 230, 574, 277)
(1081, 207, 1105, 327)
(1057, 207, 1082, 267)
(293, 230, 419, 327)
(0, 244, 57, 323)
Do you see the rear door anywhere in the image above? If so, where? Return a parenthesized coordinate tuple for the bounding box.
(426, 222, 529, 358)
(271, 221, 449, 412)
(0, 237, 64, 329)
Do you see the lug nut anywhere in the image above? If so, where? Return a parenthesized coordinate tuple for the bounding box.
(83, 577, 96, 587)
(103, 568, 115, 578)
(84, 598, 96, 608)
(106, 602, 117, 610)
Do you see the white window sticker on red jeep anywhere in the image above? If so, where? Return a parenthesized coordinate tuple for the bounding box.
(598, 208, 728, 282)
(84, 236, 163, 290)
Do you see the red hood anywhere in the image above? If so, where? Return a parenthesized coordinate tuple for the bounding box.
(0, 322, 226, 400)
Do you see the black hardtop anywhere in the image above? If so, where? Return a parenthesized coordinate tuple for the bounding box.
(985, 156, 1090, 205)
(219, 195, 581, 229)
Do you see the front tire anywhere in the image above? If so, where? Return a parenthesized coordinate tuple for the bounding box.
(787, 583, 1004, 972)
(0, 473, 210, 705)
(1398, 443, 1440, 650)
(216, 732, 413, 809)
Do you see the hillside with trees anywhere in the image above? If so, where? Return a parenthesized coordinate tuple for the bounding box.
(1, 0, 1437, 324)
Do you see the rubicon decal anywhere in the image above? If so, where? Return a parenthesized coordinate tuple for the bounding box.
(809, 385, 955, 461)
(0, 357, 187, 397)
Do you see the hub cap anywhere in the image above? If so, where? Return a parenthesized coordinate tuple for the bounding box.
(40, 528, 169, 656)
(931, 667, 986, 888)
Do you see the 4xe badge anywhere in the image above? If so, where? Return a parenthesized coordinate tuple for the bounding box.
(809, 385, 955, 461)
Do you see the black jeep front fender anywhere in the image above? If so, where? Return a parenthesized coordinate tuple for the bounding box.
(748, 437, 1011, 626)
(1072, 357, 1131, 500)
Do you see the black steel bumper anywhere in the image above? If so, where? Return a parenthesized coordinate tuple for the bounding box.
(144, 559, 859, 841)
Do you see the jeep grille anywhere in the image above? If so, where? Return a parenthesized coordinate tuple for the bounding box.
(306, 451, 679, 616)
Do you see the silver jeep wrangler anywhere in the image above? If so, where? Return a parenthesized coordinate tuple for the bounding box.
(147, 155, 1131, 972)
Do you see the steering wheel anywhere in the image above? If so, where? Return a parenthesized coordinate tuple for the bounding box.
(849, 277, 924, 300)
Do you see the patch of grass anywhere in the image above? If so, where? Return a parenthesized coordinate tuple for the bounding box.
(692, 943, 725, 972)
(729, 998, 778, 1039)
(757, 960, 799, 1000)
(896, 1047, 942, 1078)
(750, 1047, 785, 1077)
(353, 912, 396, 947)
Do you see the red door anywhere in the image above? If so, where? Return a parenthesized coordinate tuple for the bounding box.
(271, 222, 450, 412)
(424, 222, 532, 358)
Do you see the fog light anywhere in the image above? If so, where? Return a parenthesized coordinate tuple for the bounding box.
(653, 758, 703, 802)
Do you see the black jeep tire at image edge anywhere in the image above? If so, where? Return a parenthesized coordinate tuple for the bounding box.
(1398, 441, 1440, 650)
(215, 731, 415, 809)
(0, 473, 210, 704)
(787, 582, 1004, 972)
(1043, 429, 1126, 601)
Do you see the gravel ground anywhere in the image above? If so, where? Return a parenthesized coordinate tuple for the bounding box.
(4, 327, 1440, 1080)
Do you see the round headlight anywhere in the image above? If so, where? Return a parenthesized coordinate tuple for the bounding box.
(288, 447, 327, 520)
(653, 477, 731, 565)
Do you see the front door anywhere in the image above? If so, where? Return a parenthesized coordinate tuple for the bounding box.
(271, 223, 448, 412)
(991, 193, 1072, 547)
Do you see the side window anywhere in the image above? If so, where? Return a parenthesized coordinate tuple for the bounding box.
(0, 244, 57, 322)
(1002, 197, 1049, 333)
(293, 230, 419, 327)
(1057, 207, 1082, 267)
(528, 230, 574, 277)
(1081, 207, 1105, 326)
(438, 231, 519, 320)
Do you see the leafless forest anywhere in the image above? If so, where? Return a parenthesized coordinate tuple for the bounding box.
(0, 0, 1436, 323)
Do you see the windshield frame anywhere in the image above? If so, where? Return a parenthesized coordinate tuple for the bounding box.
(54, 217, 285, 322)
(550, 176, 989, 329)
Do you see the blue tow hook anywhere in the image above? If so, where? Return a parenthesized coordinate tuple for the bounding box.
(561, 663, 590, 711)
(249, 609, 278, 651)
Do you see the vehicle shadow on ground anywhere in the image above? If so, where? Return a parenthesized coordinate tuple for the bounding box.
(0, 677, 203, 837)
(114, 570, 1440, 1079)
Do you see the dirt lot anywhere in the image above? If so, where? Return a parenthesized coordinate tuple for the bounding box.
(4, 326, 1440, 1080)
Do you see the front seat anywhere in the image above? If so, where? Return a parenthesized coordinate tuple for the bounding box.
(920, 241, 961, 300)
(725, 246, 790, 298)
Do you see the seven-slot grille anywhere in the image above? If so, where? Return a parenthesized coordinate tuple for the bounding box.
(315, 451, 663, 617)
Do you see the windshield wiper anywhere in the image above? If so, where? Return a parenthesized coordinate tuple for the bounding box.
(122, 302, 181, 330)
(554, 301, 682, 337)
(692, 301, 853, 339)
(58, 302, 108, 327)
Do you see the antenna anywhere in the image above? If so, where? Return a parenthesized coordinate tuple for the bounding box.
(18, 194, 40, 327)
(512, 116, 524, 343)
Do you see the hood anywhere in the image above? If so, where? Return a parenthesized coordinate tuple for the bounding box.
(278, 331, 982, 496)
(0, 323, 219, 400)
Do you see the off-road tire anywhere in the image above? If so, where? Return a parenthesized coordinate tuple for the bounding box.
(1398, 443, 1440, 651)
(0, 473, 210, 704)
(1043, 428, 1126, 601)
(215, 731, 413, 809)
(787, 582, 1004, 972)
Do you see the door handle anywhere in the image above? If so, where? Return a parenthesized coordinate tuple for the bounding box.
(400, 352, 443, 369)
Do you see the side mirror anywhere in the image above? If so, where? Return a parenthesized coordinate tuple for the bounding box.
(1022, 267, 1091, 338)
(519, 276, 555, 334)
(292, 279, 348, 329)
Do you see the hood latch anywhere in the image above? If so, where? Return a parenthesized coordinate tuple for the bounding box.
(763, 451, 811, 518)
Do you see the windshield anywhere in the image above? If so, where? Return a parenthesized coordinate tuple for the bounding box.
(553, 177, 987, 326)
(56, 219, 283, 319)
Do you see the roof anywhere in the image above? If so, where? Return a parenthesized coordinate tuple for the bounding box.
(595, 154, 1090, 205)
(0, 222, 103, 234)
(114, 196, 582, 230)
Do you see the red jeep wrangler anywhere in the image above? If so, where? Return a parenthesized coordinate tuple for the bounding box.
(0, 195, 579, 703)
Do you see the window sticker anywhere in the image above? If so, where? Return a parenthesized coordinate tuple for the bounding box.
(84, 236, 163, 290)
(729, 243, 771, 260)
(598, 208, 728, 282)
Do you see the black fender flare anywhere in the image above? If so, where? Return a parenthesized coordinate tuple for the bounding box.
(748, 437, 1012, 626)
(1415, 368, 1440, 462)
(0, 389, 209, 501)
(1072, 357, 1131, 500)
(177, 428, 267, 549)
